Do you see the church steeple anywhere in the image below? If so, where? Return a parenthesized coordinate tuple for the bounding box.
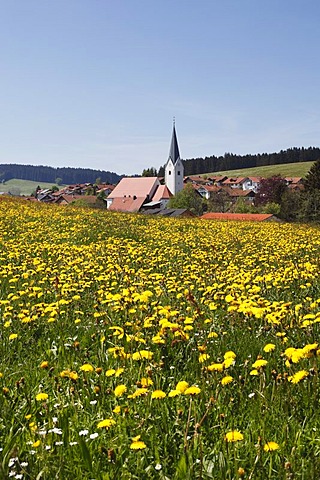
(165, 119, 184, 196)
(168, 119, 180, 165)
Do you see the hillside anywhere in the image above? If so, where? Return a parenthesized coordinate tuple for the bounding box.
(208, 161, 314, 179)
(0, 164, 121, 185)
(0, 179, 65, 196)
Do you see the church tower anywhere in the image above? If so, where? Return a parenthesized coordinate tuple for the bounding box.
(165, 120, 184, 196)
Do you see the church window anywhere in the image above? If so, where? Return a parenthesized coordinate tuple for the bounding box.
(168, 170, 171, 175)
(177, 171, 181, 175)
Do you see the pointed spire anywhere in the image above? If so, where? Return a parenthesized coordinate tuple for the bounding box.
(168, 119, 180, 165)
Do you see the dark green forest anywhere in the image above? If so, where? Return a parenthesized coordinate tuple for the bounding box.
(2, 147, 320, 184)
(158, 146, 320, 176)
(0, 164, 122, 185)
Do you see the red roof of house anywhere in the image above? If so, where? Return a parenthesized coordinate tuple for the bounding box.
(152, 185, 173, 201)
(108, 196, 146, 212)
(224, 188, 255, 197)
(247, 176, 261, 182)
(197, 185, 223, 193)
(285, 177, 303, 184)
(55, 194, 98, 204)
(222, 177, 247, 185)
(108, 177, 159, 199)
(201, 213, 276, 221)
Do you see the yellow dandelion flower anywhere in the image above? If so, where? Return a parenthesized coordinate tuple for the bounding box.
(140, 377, 153, 387)
(176, 381, 189, 393)
(36, 392, 48, 401)
(263, 343, 275, 353)
(252, 359, 268, 369)
(132, 350, 153, 360)
(199, 353, 210, 363)
(69, 371, 78, 381)
(288, 370, 309, 384)
(168, 389, 181, 397)
(97, 418, 116, 429)
(9, 333, 18, 340)
(106, 369, 116, 377)
(80, 364, 94, 372)
(130, 439, 147, 450)
(40, 361, 49, 369)
(207, 363, 224, 372)
(223, 357, 235, 368)
(29, 422, 37, 431)
(208, 331, 218, 338)
(302, 343, 318, 357)
(250, 369, 259, 376)
(184, 386, 201, 396)
(130, 388, 149, 398)
(225, 430, 244, 442)
(264, 441, 280, 452)
(224, 351, 236, 360)
(221, 375, 233, 386)
(113, 405, 121, 414)
(32, 440, 41, 448)
(151, 390, 166, 399)
(115, 368, 125, 377)
(114, 384, 127, 397)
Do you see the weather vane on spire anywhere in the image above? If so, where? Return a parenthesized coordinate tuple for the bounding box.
(173, 116, 175, 127)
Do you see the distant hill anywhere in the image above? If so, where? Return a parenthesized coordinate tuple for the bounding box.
(209, 161, 314, 179)
(0, 179, 66, 196)
(157, 146, 320, 177)
(0, 164, 122, 185)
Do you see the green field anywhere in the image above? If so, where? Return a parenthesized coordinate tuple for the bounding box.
(0, 198, 320, 479)
(0, 179, 63, 196)
(208, 161, 314, 179)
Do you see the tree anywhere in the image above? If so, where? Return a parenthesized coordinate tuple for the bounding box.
(51, 185, 59, 192)
(233, 198, 255, 213)
(167, 184, 204, 215)
(142, 167, 157, 177)
(299, 190, 320, 221)
(255, 176, 287, 206)
(207, 190, 231, 213)
(279, 189, 301, 221)
(303, 160, 320, 191)
(298, 160, 320, 222)
(262, 202, 281, 215)
(55, 177, 63, 186)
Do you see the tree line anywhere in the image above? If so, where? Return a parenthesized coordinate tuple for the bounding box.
(0, 164, 122, 185)
(157, 146, 320, 176)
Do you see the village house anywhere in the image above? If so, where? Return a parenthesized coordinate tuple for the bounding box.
(106, 122, 184, 212)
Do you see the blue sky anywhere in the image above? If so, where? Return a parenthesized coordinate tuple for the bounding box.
(1, 0, 320, 175)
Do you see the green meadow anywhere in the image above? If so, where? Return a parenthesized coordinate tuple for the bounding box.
(0, 197, 319, 479)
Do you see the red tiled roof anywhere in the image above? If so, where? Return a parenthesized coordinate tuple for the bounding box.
(56, 194, 98, 204)
(285, 177, 303, 184)
(108, 196, 146, 212)
(201, 213, 275, 221)
(152, 185, 173, 201)
(247, 176, 261, 182)
(225, 188, 255, 197)
(222, 177, 247, 185)
(108, 177, 159, 199)
(197, 185, 223, 193)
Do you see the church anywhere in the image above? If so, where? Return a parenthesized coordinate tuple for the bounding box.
(106, 122, 184, 212)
